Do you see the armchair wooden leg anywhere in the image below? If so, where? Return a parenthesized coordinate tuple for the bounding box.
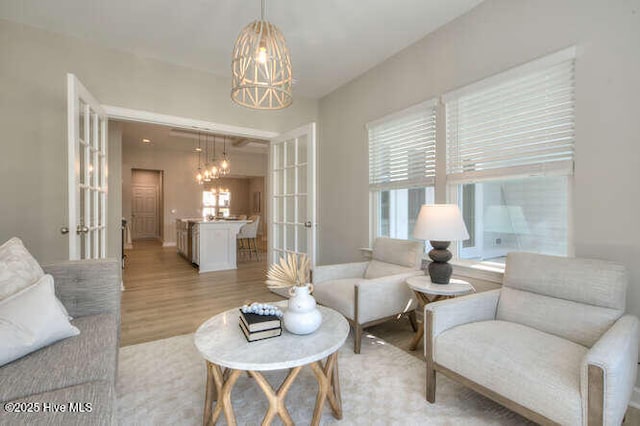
(425, 309, 436, 403)
(408, 310, 418, 332)
(353, 324, 363, 354)
(426, 364, 436, 403)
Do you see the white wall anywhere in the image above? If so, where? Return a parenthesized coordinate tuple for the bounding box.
(0, 18, 318, 262)
(318, 0, 640, 326)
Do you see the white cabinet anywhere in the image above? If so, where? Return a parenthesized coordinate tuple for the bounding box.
(192, 224, 200, 265)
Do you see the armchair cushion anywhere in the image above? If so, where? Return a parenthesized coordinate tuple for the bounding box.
(370, 238, 423, 268)
(435, 320, 587, 425)
(312, 278, 360, 320)
(503, 252, 627, 310)
(364, 260, 415, 279)
(497, 287, 622, 347)
(312, 262, 368, 284)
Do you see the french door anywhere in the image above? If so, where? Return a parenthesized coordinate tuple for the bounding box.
(67, 74, 108, 260)
(269, 123, 317, 266)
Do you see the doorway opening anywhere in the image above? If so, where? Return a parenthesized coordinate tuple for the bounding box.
(130, 169, 164, 244)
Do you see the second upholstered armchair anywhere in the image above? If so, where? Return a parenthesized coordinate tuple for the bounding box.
(311, 238, 423, 353)
(424, 252, 639, 425)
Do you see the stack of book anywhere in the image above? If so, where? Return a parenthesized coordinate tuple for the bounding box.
(239, 310, 282, 342)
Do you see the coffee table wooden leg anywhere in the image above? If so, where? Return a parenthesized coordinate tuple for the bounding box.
(203, 362, 216, 426)
(310, 351, 342, 425)
(249, 366, 302, 426)
(208, 364, 241, 426)
(331, 354, 342, 418)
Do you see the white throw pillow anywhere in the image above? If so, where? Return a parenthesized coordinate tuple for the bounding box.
(0, 237, 45, 300)
(0, 274, 80, 366)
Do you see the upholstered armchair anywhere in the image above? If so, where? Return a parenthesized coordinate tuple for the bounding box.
(424, 252, 639, 425)
(312, 238, 423, 353)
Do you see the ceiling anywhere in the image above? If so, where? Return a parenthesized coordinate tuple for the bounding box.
(0, 0, 483, 98)
(120, 121, 269, 155)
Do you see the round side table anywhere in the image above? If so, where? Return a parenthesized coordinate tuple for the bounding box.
(406, 276, 475, 351)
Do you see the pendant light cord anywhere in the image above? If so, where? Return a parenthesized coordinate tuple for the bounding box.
(261, 0, 265, 21)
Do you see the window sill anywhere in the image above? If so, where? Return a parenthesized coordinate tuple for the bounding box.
(360, 246, 504, 284)
(450, 259, 504, 284)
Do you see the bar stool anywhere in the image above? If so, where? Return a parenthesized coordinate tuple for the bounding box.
(237, 216, 260, 260)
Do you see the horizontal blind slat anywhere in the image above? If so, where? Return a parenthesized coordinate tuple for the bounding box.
(446, 56, 575, 180)
(369, 102, 437, 189)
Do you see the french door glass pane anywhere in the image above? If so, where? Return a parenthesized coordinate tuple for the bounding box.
(458, 175, 568, 263)
(298, 135, 307, 164)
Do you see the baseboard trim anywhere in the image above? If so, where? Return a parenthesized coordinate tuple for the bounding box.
(630, 386, 640, 409)
(124, 243, 133, 249)
(162, 242, 176, 247)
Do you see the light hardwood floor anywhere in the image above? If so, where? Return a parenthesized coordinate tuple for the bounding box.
(121, 239, 282, 346)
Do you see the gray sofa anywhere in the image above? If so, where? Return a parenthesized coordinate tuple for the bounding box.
(0, 258, 121, 426)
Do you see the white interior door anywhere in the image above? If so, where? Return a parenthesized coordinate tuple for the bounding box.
(269, 123, 317, 266)
(67, 74, 108, 260)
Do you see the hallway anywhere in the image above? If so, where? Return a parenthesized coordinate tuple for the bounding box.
(120, 240, 280, 346)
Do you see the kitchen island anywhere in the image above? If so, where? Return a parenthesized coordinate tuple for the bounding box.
(177, 219, 249, 273)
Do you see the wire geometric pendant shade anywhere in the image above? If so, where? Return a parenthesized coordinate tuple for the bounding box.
(231, 19, 293, 110)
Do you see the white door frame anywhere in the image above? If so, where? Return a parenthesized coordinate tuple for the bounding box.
(102, 105, 279, 140)
(100, 104, 281, 256)
(67, 74, 108, 260)
(268, 123, 317, 267)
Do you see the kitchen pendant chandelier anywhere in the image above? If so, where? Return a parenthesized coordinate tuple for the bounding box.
(231, 0, 293, 110)
(196, 133, 232, 183)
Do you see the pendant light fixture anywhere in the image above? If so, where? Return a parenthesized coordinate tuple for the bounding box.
(195, 135, 204, 185)
(210, 135, 220, 180)
(231, 0, 293, 110)
(203, 135, 212, 182)
(220, 135, 230, 176)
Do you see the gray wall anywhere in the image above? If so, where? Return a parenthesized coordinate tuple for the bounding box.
(317, 0, 640, 326)
(0, 18, 318, 262)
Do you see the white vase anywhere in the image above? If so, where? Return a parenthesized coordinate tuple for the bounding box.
(283, 284, 322, 335)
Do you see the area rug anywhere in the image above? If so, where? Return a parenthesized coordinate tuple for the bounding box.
(117, 333, 532, 425)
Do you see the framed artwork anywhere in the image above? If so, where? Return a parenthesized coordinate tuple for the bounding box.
(253, 191, 261, 213)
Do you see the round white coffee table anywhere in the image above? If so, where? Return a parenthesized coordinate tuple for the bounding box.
(406, 276, 475, 351)
(194, 302, 349, 426)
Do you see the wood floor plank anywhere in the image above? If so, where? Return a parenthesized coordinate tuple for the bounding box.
(121, 240, 282, 347)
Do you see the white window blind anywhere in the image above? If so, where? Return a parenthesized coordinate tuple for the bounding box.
(367, 100, 437, 191)
(445, 48, 576, 184)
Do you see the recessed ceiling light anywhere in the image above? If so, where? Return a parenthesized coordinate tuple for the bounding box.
(142, 138, 151, 144)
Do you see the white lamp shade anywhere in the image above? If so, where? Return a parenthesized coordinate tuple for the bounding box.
(413, 204, 470, 241)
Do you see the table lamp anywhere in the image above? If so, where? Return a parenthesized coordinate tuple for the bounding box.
(413, 204, 470, 284)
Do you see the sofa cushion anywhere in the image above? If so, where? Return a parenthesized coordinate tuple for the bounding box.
(0, 274, 80, 367)
(503, 252, 627, 310)
(371, 238, 423, 268)
(0, 237, 44, 301)
(312, 278, 360, 321)
(0, 313, 118, 402)
(497, 287, 621, 347)
(0, 381, 114, 426)
(364, 260, 415, 279)
(435, 320, 587, 425)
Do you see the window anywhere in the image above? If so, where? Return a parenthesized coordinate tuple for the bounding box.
(445, 48, 576, 262)
(368, 100, 437, 244)
(202, 190, 231, 218)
